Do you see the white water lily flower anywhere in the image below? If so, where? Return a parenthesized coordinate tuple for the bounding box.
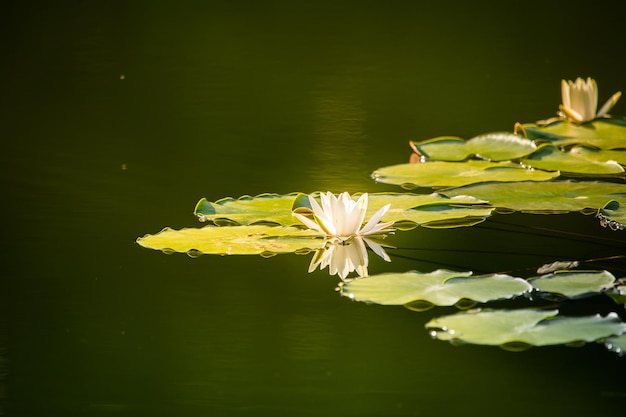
(308, 237, 391, 280)
(559, 77, 621, 123)
(293, 192, 394, 240)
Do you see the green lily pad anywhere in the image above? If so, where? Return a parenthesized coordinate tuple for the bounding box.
(413, 133, 537, 162)
(523, 118, 626, 149)
(372, 161, 559, 189)
(136, 225, 325, 256)
(426, 309, 626, 348)
(340, 270, 532, 306)
(569, 146, 626, 166)
(522, 144, 624, 175)
(194, 193, 301, 226)
(443, 180, 626, 213)
(528, 270, 616, 299)
(597, 200, 626, 230)
(194, 192, 495, 229)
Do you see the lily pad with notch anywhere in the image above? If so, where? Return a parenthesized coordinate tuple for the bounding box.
(340, 269, 532, 307)
(412, 132, 537, 162)
(137, 224, 325, 256)
(425, 309, 626, 349)
(528, 270, 616, 300)
(372, 161, 559, 189)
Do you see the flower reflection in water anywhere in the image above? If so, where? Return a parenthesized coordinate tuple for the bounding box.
(308, 236, 391, 280)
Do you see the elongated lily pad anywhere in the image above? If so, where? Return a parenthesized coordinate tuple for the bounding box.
(137, 225, 325, 256)
(372, 161, 559, 189)
(443, 180, 626, 213)
(522, 144, 624, 175)
(528, 270, 616, 299)
(340, 270, 532, 306)
(426, 309, 626, 348)
(194, 192, 495, 229)
(194, 193, 300, 226)
(523, 118, 626, 149)
(413, 133, 537, 162)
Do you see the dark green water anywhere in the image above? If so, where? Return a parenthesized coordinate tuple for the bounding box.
(3, 2, 626, 416)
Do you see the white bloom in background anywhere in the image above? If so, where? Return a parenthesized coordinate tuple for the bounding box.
(308, 237, 391, 280)
(293, 192, 394, 241)
(559, 77, 621, 123)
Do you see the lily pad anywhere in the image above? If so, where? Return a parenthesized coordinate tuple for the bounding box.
(569, 146, 626, 166)
(195, 192, 495, 229)
(522, 144, 624, 175)
(598, 200, 626, 230)
(426, 309, 626, 348)
(194, 193, 300, 226)
(136, 225, 325, 256)
(413, 133, 537, 162)
(340, 270, 532, 306)
(528, 270, 616, 299)
(372, 161, 559, 189)
(523, 118, 626, 149)
(443, 180, 626, 213)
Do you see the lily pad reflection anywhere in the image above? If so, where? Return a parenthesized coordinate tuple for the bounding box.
(426, 309, 626, 348)
(307, 237, 391, 280)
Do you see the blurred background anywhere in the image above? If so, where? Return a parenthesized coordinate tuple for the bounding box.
(2, 1, 626, 416)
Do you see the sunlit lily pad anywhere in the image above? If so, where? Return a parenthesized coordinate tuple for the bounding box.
(340, 270, 532, 306)
(195, 192, 495, 229)
(426, 309, 626, 348)
(372, 161, 559, 189)
(137, 225, 325, 256)
(522, 144, 624, 175)
(528, 270, 616, 299)
(194, 193, 300, 226)
(569, 146, 626, 166)
(443, 180, 626, 213)
(413, 133, 537, 162)
(523, 118, 626, 149)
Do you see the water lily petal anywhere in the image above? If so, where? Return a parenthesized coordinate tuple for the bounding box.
(597, 91, 622, 118)
(359, 203, 394, 236)
(559, 104, 584, 123)
(293, 212, 325, 235)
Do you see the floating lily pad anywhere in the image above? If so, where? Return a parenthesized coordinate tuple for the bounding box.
(523, 118, 626, 149)
(372, 161, 559, 189)
(426, 309, 626, 348)
(528, 270, 616, 299)
(569, 146, 626, 166)
(443, 180, 626, 213)
(137, 225, 325, 256)
(194, 193, 300, 226)
(194, 192, 494, 229)
(522, 144, 624, 175)
(340, 270, 532, 306)
(598, 200, 626, 229)
(413, 133, 537, 162)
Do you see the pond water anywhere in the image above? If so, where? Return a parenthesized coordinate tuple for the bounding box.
(3, 2, 626, 416)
